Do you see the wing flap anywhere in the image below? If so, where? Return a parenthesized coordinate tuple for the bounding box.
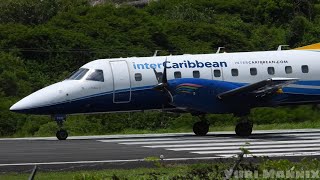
(217, 78, 299, 100)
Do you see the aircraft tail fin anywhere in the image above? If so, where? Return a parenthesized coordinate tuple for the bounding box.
(294, 43, 320, 50)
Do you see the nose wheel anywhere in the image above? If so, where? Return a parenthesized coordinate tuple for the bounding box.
(56, 129, 68, 140)
(53, 115, 68, 140)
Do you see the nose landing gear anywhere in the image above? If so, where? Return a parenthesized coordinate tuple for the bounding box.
(56, 129, 68, 140)
(53, 115, 68, 140)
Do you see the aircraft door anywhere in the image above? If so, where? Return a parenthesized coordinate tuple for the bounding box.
(110, 61, 131, 103)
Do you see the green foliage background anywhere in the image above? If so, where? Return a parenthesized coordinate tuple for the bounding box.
(1, 0, 320, 137)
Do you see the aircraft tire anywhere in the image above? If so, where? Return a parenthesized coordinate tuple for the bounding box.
(235, 122, 252, 137)
(56, 129, 68, 140)
(193, 121, 209, 136)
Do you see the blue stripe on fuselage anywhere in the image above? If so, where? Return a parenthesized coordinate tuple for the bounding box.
(15, 80, 320, 115)
(295, 80, 320, 86)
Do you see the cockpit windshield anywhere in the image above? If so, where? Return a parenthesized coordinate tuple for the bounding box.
(67, 68, 89, 80)
(67, 68, 104, 82)
(86, 69, 104, 82)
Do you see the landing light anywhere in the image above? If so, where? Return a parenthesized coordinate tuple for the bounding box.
(276, 89, 284, 94)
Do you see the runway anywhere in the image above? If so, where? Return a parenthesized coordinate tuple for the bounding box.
(1, 129, 320, 172)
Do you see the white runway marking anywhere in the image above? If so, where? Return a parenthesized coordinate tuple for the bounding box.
(167, 143, 320, 151)
(144, 139, 320, 148)
(2, 129, 320, 168)
(118, 136, 320, 145)
(1, 129, 320, 167)
(2, 152, 320, 167)
(192, 147, 320, 154)
(119, 139, 263, 145)
(97, 129, 320, 158)
(98, 138, 176, 142)
(219, 152, 320, 158)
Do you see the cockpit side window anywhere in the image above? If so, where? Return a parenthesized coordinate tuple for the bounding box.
(86, 69, 104, 82)
(68, 68, 89, 80)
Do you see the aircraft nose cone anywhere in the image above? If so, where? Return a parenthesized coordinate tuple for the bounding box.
(9, 101, 28, 112)
(9, 82, 65, 114)
(9, 93, 43, 113)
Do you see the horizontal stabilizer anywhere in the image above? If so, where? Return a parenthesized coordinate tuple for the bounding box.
(217, 78, 299, 100)
(294, 43, 320, 50)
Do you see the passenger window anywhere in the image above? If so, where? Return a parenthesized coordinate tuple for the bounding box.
(250, 68, 257, 76)
(268, 67, 275, 75)
(285, 66, 292, 74)
(214, 69, 221, 77)
(135, 73, 142, 81)
(193, 70, 200, 78)
(86, 69, 104, 82)
(301, 65, 309, 73)
(174, 71, 181, 78)
(231, 69, 238, 76)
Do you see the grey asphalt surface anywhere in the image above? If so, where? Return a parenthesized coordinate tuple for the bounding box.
(1, 129, 320, 172)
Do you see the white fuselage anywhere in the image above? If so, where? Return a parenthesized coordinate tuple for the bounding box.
(10, 49, 320, 114)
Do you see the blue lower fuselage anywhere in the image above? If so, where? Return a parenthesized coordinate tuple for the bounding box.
(15, 80, 320, 115)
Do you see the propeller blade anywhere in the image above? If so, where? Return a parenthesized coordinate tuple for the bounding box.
(151, 57, 173, 103)
(152, 68, 161, 83)
(163, 86, 173, 103)
(162, 57, 168, 84)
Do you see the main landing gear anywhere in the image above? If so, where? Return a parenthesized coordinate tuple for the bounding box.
(234, 112, 253, 137)
(191, 113, 253, 137)
(193, 115, 209, 136)
(54, 115, 68, 140)
(235, 121, 253, 137)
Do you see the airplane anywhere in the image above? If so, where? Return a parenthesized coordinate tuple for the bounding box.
(9, 42, 320, 140)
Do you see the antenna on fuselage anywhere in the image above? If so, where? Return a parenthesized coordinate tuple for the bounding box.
(277, 45, 289, 51)
(153, 50, 160, 56)
(216, 47, 225, 54)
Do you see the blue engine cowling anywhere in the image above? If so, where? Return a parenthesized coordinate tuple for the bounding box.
(167, 78, 244, 114)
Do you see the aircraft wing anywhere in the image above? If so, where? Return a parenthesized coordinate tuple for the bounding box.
(217, 78, 299, 100)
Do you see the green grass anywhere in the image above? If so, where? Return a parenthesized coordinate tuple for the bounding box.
(0, 165, 200, 180)
(253, 121, 320, 130)
(7, 120, 320, 138)
(3, 158, 320, 180)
